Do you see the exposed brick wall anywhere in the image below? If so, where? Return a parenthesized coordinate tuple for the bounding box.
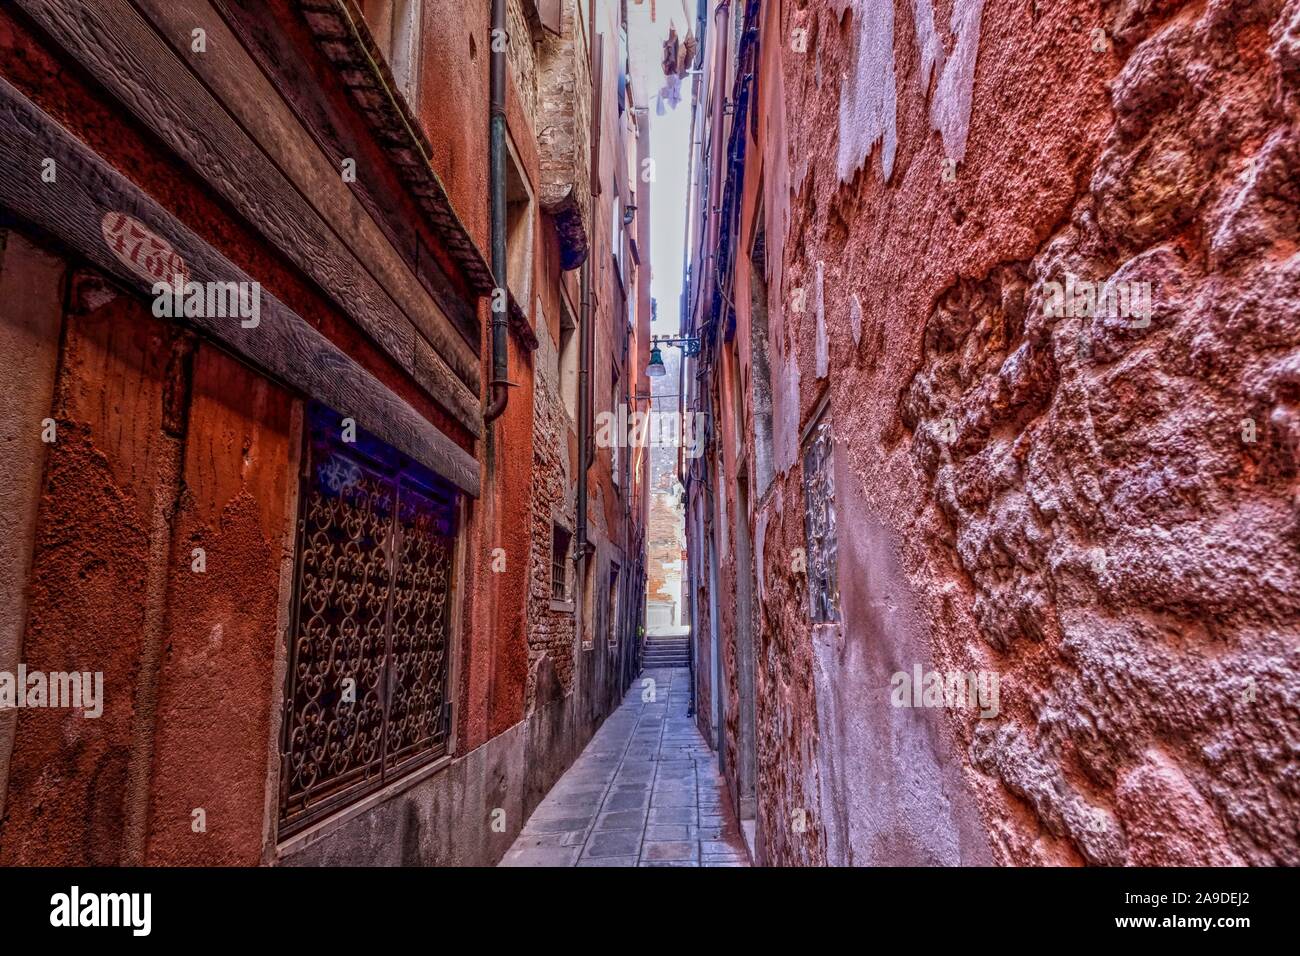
(508, 0, 539, 125)
(526, 319, 577, 713)
(646, 477, 683, 606)
(537, 0, 593, 254)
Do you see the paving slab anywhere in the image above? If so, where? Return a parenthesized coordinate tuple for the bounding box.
(501, 666, 751, 867)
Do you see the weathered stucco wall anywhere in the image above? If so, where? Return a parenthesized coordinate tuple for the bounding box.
(528, 308, 578, 712)
(0, 288, 181, 866)
(145, 344, 297, 865)
(730, 0, 1299, 865)
(0, 0, 641, 868)
(0, 231, 65, 827)
(0, 278, 297, 866)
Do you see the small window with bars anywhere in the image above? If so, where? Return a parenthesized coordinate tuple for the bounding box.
(607, 563, 620, 647)
(802, 416, 841, 624)
(551, 523, 572, 602)
(278, 403, 459, 836)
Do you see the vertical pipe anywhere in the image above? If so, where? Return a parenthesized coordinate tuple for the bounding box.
(484, 0, 510, 422)
(680, 0, 707, 717)
(576, 0, 599, 646)
(576, 233, 591, 628)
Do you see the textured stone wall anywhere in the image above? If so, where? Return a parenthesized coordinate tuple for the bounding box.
(536, 0, 593, 251)
(526, 315, 578, 713)
(647, 352, 685, 617)
(508, 0, 540, 124)
(899, 0, 1300, 866)
(726, 0, 1299, 866)
(646, 463, 684, 610)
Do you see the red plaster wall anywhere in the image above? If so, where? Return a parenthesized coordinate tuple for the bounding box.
(0, 0, 645, 865)
(710, 0, 1300, 866)
(0, 289, 174, 865)
(0, 7, 474, 454)
(145, 345, 295, 865)
(0, 282, 297, 867)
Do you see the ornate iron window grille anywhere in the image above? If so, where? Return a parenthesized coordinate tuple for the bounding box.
(802, 417, 841, 624)
(278, 404, 458, 836)
(608, 563, 620, 647)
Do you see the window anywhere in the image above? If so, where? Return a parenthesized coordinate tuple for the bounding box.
(608, 563, 621, 647)
(611, 195, 624, 285)
(551, 523, 572, 601)
(358, 0, 423, 108)
(581, 558, 595, 651)
(279, 403, 458, 836)
(611, 368, 621, 487)
(802, 415, 840, 624)
(505, 142, 534, 309)
(749, 202, 775, 497)
(559, 296, 578, 422)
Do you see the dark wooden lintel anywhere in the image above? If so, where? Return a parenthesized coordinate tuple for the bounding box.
(0, 76, 479, 496)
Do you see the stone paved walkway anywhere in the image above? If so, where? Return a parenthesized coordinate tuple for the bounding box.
(500, 666, 751, 867)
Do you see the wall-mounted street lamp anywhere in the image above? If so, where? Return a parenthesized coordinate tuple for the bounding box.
(623, 203, 638, 225)
(646, 335, 701, 378)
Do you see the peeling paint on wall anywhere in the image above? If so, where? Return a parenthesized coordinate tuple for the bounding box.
(836, 0, 898, 183)
(772, 314, 803, 475)
(929, 0, 986, 165)
(837, 0, 986, 183)
(814, 260, 828, 379)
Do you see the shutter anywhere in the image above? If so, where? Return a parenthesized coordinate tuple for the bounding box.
(538, 0, 563, 35)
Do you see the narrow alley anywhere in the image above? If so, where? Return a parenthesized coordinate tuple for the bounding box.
(0, 0, 1295, 892)
(501, 666, 749, 866)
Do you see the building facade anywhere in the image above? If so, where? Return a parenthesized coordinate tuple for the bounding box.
(0, 0, 649, 865)
(684, 0, 1300, 866)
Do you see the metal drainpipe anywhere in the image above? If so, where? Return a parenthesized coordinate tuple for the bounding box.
(576, 240, 592, 565)
(576, 0, 601, 656)
(484, 0, 509, 423)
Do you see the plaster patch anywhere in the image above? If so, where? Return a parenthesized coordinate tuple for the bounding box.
(912, 0, 944, 94)
(836, 0, 985, 183)
(931, 0, 985, 165)
(836, 0, 899, 183)
(815, 261, 828, 379)
(773, 336, 802, 475)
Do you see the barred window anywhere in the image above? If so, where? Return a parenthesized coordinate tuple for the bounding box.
(552, 524, 572, 602)
(802, 416, 840, 624)
(607, 563, 620, 647)
(279, 404, 458, 836)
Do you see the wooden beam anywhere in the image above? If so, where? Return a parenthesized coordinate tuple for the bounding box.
(0, 76, 479, 497)
(12, 0, 484, 437)
(134, 0, 482, 358)
(210, 0, 481, 350)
